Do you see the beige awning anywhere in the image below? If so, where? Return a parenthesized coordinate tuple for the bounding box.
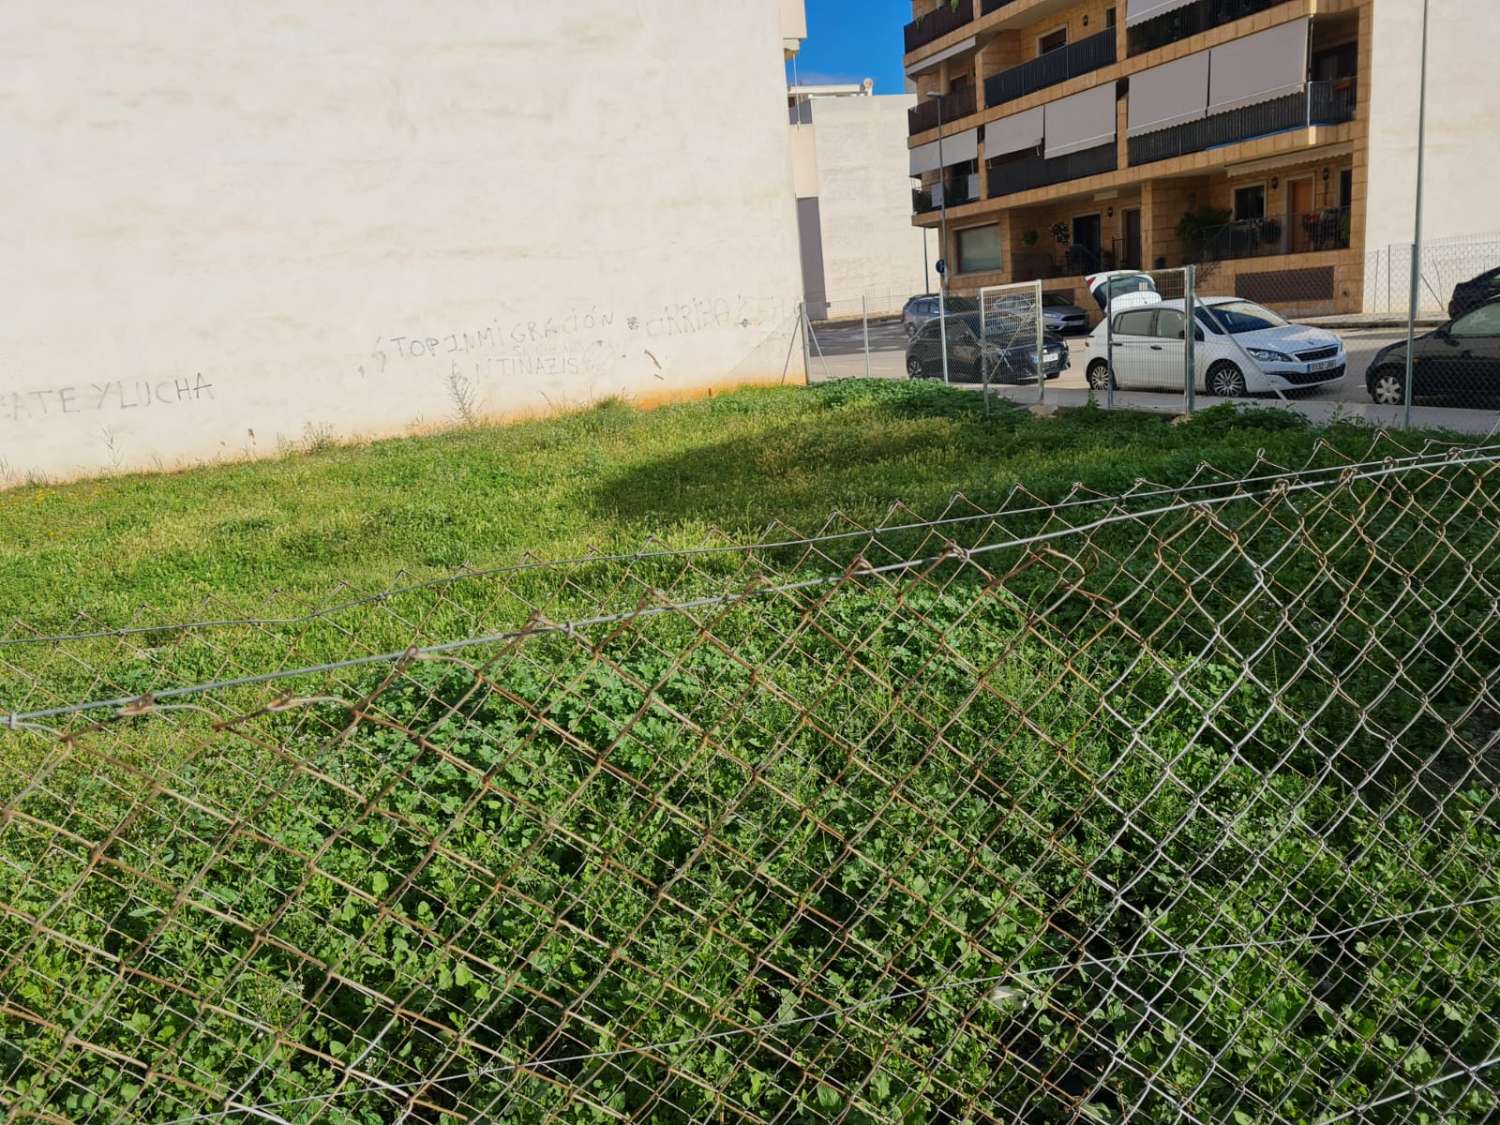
(1044, 84, 1117, 160)
(1209, 18, 1310, 115)
(984, 107, 1044, 157)
(1125, 0, 1199, 27)
(1127, 50, 1210, 136)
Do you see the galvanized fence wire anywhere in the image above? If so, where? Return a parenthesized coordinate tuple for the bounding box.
(4, 447, 1500, 1122)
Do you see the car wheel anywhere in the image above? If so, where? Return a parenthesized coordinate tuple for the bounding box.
(1086, 360, 1113, 391)
(906, 355, 925, 378)
(1369, 366, 1406, 406)
(1207, 361, 1247, 399)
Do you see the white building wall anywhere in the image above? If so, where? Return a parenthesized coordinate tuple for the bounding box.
(0, 0, 806, 482)
(1364, 0, 1500, 310)
(796, 95, 933, 317)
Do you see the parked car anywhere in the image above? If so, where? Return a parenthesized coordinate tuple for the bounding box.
(901, 293, 978, 338)
(906, 314, 1068, 384)
(1366, 298, 1500, 405)
(1086, 270, 1161, 315)
(1448, 266, 1500, 319)
(1083, 297, 1346, 397)
(1041, 292, 1092, 336)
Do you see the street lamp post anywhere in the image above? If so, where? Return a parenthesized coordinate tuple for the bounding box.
(1402, 0, 1430, 429)
(927, 91, 952, 385)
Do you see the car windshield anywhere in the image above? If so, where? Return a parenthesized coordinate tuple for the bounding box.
(1203, 300, 1289, 334)
(1042, 294, 1072, 308)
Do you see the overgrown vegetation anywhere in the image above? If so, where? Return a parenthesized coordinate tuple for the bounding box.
(2, 384, 1497, 1121)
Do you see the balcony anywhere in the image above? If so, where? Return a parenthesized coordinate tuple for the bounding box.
(985, 29, 1116, 109)
(980, 0, 1021, 12)
(1179, 206, 1352, 264)
(913, 171, 982, 214)
(1013, 244, 1116, 282)
(1128, 79, 1356, 167)
(1127, 0, 1278, 58)
(987, 142, 1117, 199)
(908, 84, 978, 135)
(905, 0, 974, 54)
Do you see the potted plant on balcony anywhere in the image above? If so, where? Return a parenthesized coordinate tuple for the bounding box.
(1175, 206, 1231, 262)
(1022, 229, 1039, 248)
(1049, 221, 1070, 246)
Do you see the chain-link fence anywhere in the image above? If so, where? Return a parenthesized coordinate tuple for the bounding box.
(4, 434, 1500, 1122)
(799, 233, 1500, 431)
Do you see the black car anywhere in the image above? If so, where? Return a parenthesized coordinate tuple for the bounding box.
(1366, 298, 1500, 405)
(905, 314, 1068, 384)
(901, 293, 978, 338)
(1448, 266, 1500, 319)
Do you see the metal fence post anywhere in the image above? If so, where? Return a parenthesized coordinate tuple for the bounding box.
(799, 301, 812, 385)
(1105, 297, 1115, 410)
(938, 285, 950, 386)
(862, 295, 870, 381)
(1035, 281, 1045, 405)
(1404, 241, 1418, 429)
(1184, 265, 1197, 415)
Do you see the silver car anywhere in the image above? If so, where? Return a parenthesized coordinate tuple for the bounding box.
(1041, 292, 1091, 336)
(902, 293, 978, 338)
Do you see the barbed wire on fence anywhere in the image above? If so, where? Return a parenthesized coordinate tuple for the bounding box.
(3, 444, 1500, 1123)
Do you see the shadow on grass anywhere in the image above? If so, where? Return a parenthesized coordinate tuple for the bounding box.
(588, 381, 1314, 537)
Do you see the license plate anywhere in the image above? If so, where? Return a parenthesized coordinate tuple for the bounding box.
(1309, 358, 1339, 372)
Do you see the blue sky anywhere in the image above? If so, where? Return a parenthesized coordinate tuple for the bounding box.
(787, 0, 911, 95)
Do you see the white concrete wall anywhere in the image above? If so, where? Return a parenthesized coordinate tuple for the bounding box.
(797, 95, 933, 316)
(1364, 0, 1500, 309)
(0, 0, 805, 482)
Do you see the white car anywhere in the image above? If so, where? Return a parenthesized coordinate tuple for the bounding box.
(1086, 270, 1162, 315)
(1083, 297, 1347, 398)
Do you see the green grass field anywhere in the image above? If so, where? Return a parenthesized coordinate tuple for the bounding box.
(3, 383, 1498, 1123)
(0, 380, 1431, 629)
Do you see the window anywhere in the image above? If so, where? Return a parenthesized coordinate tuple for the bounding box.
(1451, 304, 1500, 338)
(1114, 309, 1156, 336)
(1154, 309, 1187, 339)
(1105, 7, 1116, 27)
(1038, 27, 1068, 55)
(1201, 300, 1288, 334)
(957, 225, 1002, 273)
(1194, 307, 1223, 334)
(1339, 169, 1353, 208)
(1094, 274, 1156, 311)
(1234, 185, 1266, 222)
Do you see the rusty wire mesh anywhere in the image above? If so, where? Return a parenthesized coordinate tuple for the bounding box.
(3, 434, 1500, 1123)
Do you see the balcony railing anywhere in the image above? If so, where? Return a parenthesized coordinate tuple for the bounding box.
(987, 142, 1117, 199)
(985, 28, 1116, 109)
(1179, 206, 1352, 264)
(905, 0, 974, 54)
(1012, 244, 1115, 282)
(1127, 0, 1278, 57)
(913, 172, 983, 214)
(908, 84, 977, 135)
(1128, 79, 1356, 167)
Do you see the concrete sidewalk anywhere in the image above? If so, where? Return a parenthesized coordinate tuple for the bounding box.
(983, 385, 1500, 436)
(1300, 313, 1445, 330)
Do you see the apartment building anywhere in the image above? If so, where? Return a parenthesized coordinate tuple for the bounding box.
(902, 0, 1491, 317)
(790, 82, 936, 319)
(3, 0, 808, 482)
